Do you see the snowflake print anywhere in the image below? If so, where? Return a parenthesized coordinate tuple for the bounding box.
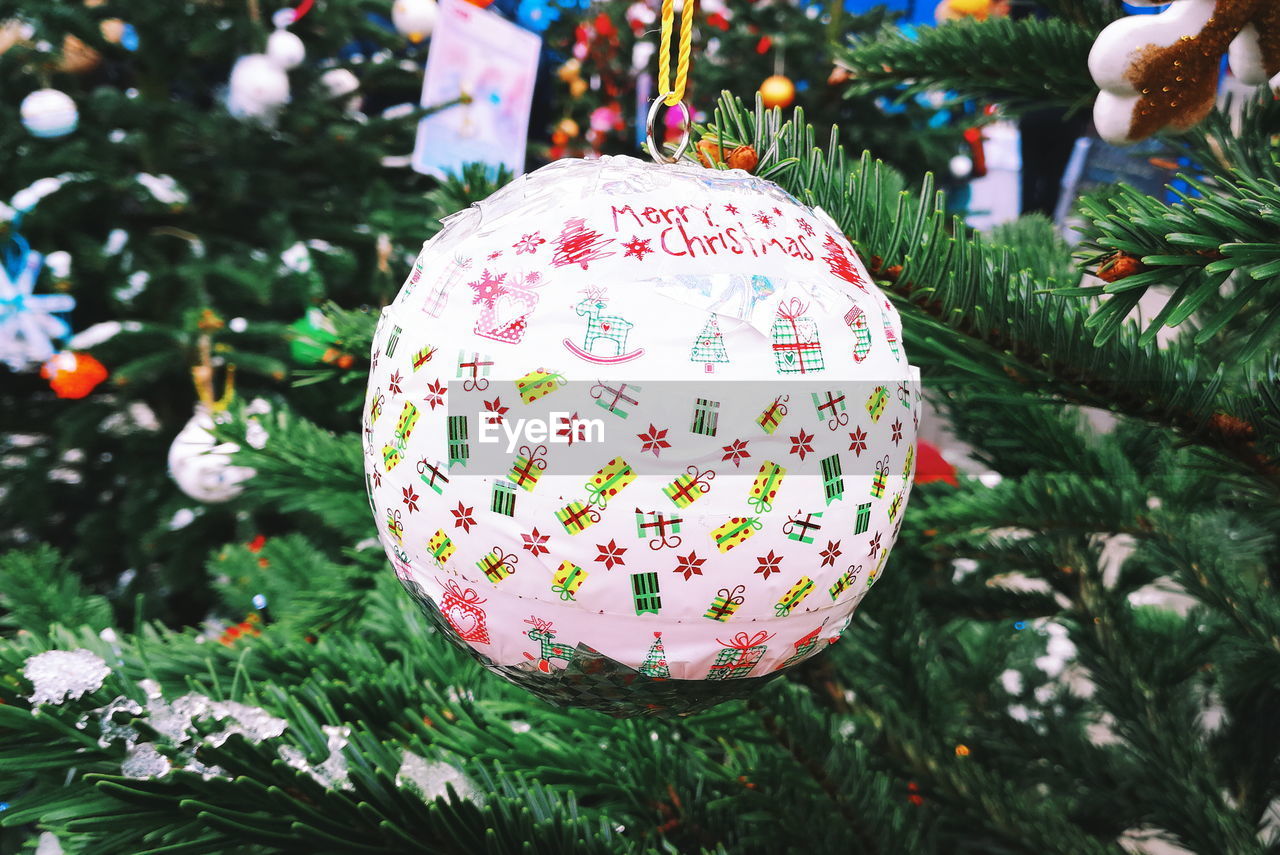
(868, 531, 882, 558)
(402, 485, 419, 513)
(484, 397, 509, 425)
(724, 203, 739, 216)
(820, 540, 842, 567)
(797, 218, 814, 236)
(673, 551, 706, 580)
(468, 270, 507, 306)
(754, 211, 775, 229)
(891, 419, 903, 446)
(388, 370, 403, 396)
(755, 550, 783, 579)
(487, 250, 503, 261)
(623, 236, 654, 260)
(522, 528, 550, 557)
(721, 439, 751, 467)
(848, 426, 868, 456)
(637, 424, 671, 457)
(513, 232, 545, 255)
(452, 502, 475, 533)
(595, 539, 628, 570)
(789, 429, 815, 460)
(424, 380, 447, 410)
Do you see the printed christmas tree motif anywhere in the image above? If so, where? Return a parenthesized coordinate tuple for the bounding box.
(473, 270, 542, 345)
(690, 315, 730, 373)
(640, 632, 671, 678)
(821, 233, 867, 291)
(523, 617, 574, 673)
(551, 217, 615, 270)
(563, 286, 644, 364)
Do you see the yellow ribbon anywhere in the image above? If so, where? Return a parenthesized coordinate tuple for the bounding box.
(657, 0, 695, 106)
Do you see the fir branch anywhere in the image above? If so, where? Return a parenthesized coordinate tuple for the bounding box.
(837, 17, 1099, 115)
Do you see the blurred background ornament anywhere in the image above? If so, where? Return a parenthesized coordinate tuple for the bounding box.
(20, 89, 79, 138)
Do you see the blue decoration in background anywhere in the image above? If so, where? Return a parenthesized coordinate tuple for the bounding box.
(0, 234, 76, 371)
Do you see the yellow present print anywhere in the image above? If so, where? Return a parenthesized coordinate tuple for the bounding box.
(515, 368, 566, 404)
(584, 456, 635, 509)
(865, 385, 889, 422)
(711, 516, 762, 553)
(428, 529, 455, 565)
(775, 576, 815, 616)
(747, 460, 786, 513)
(552, 561, 588, 601)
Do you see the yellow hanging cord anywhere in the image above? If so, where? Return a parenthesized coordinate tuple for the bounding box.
(657, 0, 695, 106)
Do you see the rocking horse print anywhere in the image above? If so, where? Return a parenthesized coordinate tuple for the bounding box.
(523, 616, 575, 673)
(562, 286, 646, 364)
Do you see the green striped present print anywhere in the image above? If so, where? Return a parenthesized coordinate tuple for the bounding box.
(690, 398, 720, 436)
(631, 571, 661, 615)
(820, 453, 843, 503)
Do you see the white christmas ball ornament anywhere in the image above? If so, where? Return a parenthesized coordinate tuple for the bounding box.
(363, 155, 919, 715)
(20, 88, 78, 138)
(227, 54, 290, 120)
(168, 406, 257, 503)
(392, 0, 438, 43)
(266, 28, 306, 70)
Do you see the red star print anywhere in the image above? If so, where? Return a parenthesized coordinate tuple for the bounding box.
(522, 528, 550, 557)
(754, 211, 774, 228)
(789, 429, 815, 460)
(673, 551, 706, 580)
(484, 397, 509, 425)
(623, 236, 654, 260)
(637, 424, 671, 457)
(555, 412, 587, 445)
(848, 426, 868, 456)
(388, 371, 403, 396)
(724, 203, 739, 215)
(868, 531, 883, 558)
(424, 380, 447, 410)
(452, 502, 475, 533)
(595, 539, 628, 570)
(755, 550, 783, 579)
(721, 439, 751, 467)
(891, 419, 903, 445)
(402, 485, 419, 513)
(820, 540, 842, 567)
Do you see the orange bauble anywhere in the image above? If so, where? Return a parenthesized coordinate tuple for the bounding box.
(41, 352, 109, 399)
(758, 74, 795, 110)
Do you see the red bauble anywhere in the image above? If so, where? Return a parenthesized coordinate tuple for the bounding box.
(41, 352, 108, 399)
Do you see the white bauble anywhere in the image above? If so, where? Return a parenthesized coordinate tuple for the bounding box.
(320, 68, 362, 114)
(363, 155, 920, 715)
(167, 407, 256, 503)
(20, 89, 78, 138)
(227, 54, 290, 120)
(949, 155, 973, 179)
(266, 28, 306, 70)
(392, 0, 438, 43)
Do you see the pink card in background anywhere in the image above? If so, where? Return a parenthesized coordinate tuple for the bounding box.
(411, 0, 542, 180)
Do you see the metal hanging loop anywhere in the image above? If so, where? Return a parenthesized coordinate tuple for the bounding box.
(645, 96, 692, 165)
